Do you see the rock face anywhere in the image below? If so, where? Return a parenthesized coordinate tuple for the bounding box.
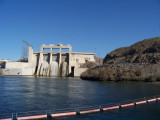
(103, 37, 160, 64)
(81, 37, 160, 82)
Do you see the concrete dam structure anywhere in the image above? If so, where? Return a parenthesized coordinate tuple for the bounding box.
(0, 43, 95, 77)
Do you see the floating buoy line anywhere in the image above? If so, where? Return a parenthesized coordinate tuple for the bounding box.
(0, 96, 160, 120)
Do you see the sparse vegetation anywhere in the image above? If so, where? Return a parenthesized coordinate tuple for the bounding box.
(103, 37, 160, 64)
(134, 69, 141, 77)
(81, 63, 160, 82)
(81, 37, 160, 82)
(0, 69, 2, 75)
(145, 75, 157, 82)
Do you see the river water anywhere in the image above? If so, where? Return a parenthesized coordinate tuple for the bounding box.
(0, 76, 160, 120)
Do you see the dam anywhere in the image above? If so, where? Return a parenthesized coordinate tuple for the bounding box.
(0, 43, 95, 77)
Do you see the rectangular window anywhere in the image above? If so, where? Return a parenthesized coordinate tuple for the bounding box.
(62, 48, 69, 52)
(43, 48, 50, 52)
(52, 48, 60, 52)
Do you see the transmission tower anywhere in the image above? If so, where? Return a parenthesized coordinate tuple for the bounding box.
(21, 40, 33, 60)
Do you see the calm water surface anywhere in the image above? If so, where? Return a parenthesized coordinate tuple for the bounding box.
(0, 76, 160, 119)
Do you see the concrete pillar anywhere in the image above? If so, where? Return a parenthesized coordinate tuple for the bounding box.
(59, 48, 62, 67)
(37, 49, 44, 76)
(38, 45, 44, 66)
(40, 53, 44, 64)
(50, 53, 52, 64)
(68, 46, 72, 74)
(28, 46, 33, 63)
(48, 49, 52, 77)
(50, 47, 52, 64)
(40, 45, 44, 52)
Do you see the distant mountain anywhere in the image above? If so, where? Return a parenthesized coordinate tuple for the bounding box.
(81, 37, 160, 82)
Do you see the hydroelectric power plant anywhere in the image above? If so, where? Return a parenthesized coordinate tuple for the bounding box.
(0, 42, 95, 77)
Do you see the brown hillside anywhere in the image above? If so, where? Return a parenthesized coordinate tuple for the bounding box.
(81, 37, 160, 82)
(103, 37, 160, 64)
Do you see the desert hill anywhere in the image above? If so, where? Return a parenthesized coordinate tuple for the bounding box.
(81, 37, 160, 82)
(104, 37, 160, 64)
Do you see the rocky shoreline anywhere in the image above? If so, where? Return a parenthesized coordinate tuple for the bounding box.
(80, 63, 160, 82)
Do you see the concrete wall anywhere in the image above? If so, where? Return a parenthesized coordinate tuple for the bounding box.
(5, 62, 33, 68)
(1, 44, 95, 77)
(74, 68, 88, 77)
(33, 53, 40, 66)
(2, 68, 35, 75)
(70, 53, 95, 68)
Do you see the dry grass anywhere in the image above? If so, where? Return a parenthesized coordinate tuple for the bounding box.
(0, 69, 2, 75)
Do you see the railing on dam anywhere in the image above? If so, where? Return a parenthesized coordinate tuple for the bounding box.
(0, 95, 160, 120)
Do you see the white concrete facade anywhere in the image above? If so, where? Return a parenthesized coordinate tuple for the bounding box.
(1, 43, 95, 77)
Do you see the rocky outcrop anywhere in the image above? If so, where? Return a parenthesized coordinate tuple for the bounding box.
(81, 37, 160, 82)
(103, 37, 160, 64)
(80, 56, 103, 68)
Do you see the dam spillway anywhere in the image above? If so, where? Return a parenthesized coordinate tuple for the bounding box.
(50, 61, 59, 76)
(36, 44, 71, 77)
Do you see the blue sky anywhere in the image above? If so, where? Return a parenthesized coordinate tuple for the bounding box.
(0, 0, 160, 61)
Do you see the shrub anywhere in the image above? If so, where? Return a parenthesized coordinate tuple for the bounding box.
(146, 75, 157, 82)
(119, 71, 131, 81)
(0, 69, 2, 75)
(135, 69, 141, 77)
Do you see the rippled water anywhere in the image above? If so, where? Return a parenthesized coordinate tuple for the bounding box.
(0, 76, 160, 119)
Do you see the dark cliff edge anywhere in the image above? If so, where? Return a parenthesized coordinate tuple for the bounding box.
(80, 37, 160, 82)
